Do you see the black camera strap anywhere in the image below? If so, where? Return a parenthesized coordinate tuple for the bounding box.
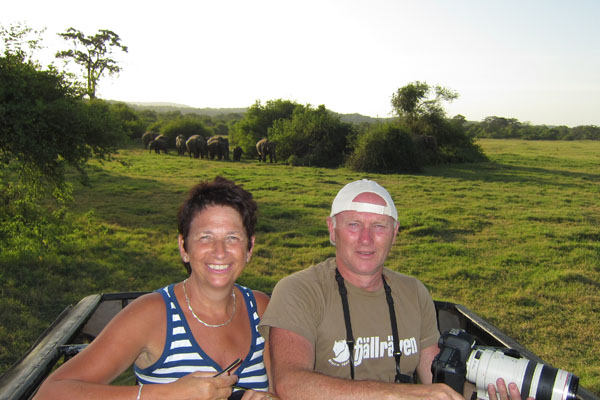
(335, 268, 356, 380)
(335, 268, 413, 383)
(382, 275, 414, 384)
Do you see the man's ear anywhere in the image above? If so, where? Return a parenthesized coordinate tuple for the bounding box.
(327, 217, 336, 245)
(391, 221, 400, 245)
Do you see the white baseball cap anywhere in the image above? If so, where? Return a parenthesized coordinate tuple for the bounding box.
(330, 179, 398, 221)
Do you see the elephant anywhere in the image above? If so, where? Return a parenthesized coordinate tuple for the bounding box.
(175, 134, 186, 156)
(256, 138, 277, 163)
(207, 136, 230, 160)
(186, 135, 207, 159)
(142, 131, 159, 149)
(233, 146, 243, 161)
(149, 136, 167, 154)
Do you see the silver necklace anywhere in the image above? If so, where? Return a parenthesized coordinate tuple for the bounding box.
(182, 278, 236, 328)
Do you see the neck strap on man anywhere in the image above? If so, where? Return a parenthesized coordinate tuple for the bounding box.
(335, 268, 414, 383)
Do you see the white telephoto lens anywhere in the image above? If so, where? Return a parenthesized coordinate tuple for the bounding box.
(467, 349, 530, 399)
(466, 349, 578, 400)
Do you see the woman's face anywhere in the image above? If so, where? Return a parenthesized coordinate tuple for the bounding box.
(178, 205, 254, 289)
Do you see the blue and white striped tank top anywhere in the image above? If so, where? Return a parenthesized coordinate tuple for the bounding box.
(134, 283, 268, 393)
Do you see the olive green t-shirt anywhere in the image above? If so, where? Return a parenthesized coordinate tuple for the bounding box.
(259, 258, 439, 382)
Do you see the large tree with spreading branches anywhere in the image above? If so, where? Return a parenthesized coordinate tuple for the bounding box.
(56, 28, 128, 99)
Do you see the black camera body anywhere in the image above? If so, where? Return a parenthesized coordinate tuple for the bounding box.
(431, 329, 476, 394)
(432, 329, 579, 400)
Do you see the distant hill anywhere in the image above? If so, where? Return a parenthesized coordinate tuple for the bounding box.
(120, 101, 390, 125)
(123, 102, 247, 117)
(335, 113, 391, 125)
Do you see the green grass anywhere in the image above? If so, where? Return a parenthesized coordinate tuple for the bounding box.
(1, 139, 599, 394)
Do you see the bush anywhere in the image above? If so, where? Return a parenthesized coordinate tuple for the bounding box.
(0, 55, 126, 190)
(347, 123, 421, 173)
(270, 105, 353, 168)
(435, 117, 487, 163)
(161, 117, 211, 147)
(109, 102, 147, 140)
(230, 99, 300, 158)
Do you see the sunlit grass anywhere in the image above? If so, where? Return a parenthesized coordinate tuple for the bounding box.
(1, 139, 599, 394)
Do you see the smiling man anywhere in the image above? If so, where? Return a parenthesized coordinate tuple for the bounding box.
(258, 179, 465, 400)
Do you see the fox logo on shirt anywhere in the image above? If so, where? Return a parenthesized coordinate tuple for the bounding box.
(328, 340, 351, 366)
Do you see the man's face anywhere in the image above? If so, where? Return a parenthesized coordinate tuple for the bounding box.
(327, 208, 398, 281)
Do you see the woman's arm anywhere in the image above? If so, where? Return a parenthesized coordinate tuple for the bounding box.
(34, 292, 163, 398)
(34, 292, 240, 400)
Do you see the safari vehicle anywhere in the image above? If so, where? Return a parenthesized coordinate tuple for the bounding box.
(0, 292, 597, 400)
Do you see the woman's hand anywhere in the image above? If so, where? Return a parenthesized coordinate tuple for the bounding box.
(164, 371, 239, 399)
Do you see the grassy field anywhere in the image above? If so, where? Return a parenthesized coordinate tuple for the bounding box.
(1, 139, 598, 394)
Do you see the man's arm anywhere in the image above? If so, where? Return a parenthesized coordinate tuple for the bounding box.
(270, 327, 464, 400)
(416, 344, 439, 384)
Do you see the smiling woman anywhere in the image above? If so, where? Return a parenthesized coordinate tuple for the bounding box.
(34, 177, 278, 400)
(177, 203, 253, 329)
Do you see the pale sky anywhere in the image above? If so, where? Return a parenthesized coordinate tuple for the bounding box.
(3, 0, 600, 127)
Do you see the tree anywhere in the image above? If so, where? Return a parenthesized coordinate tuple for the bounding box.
(0, 57, 124, 185)
(0, 22, 45, 64)
(389, 82, 485, 163)
(451, 114, 468, 127)
(56, 28, 128, 99)
(391, 81, 458, 130)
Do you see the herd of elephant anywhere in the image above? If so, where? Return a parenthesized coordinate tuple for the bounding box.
(141, 132, 277, 163)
